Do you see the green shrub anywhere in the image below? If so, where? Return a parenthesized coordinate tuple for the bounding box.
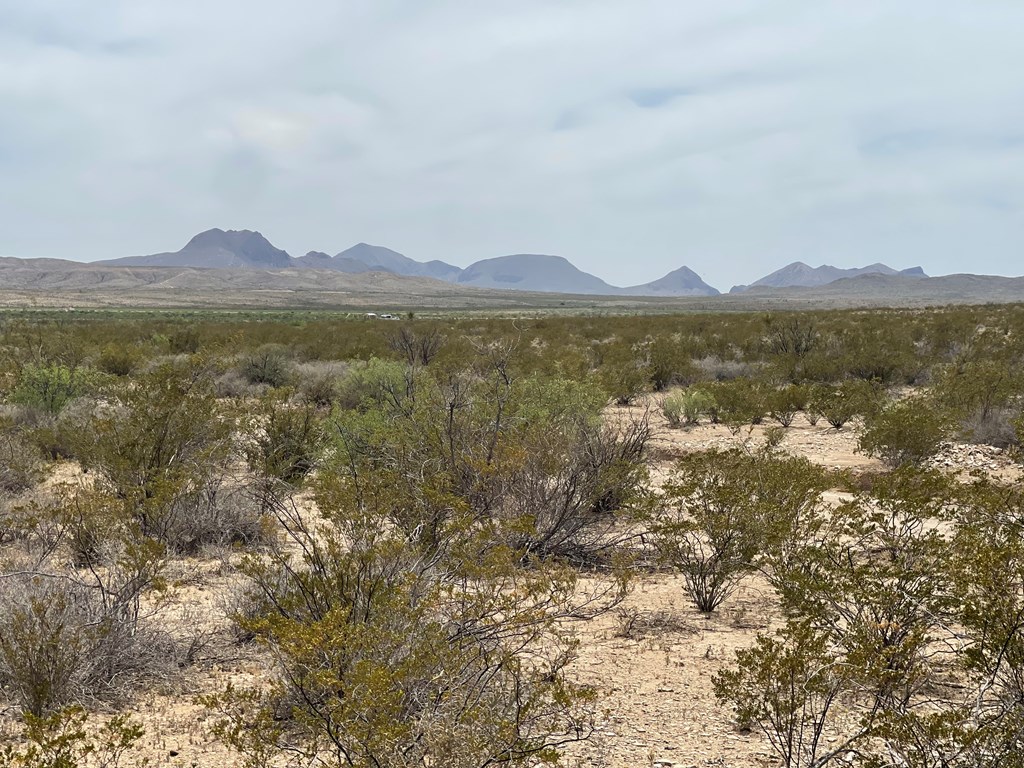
(0, 420, 42, 494)
(767, 385, 808, 427)
(654, 448, 831, 613)
(807, 380, 880, 430)
(600, 355, 648, 406)
(706, 380, 768, 433)
(244, 396, 326, 489)
(662, 389, 715, 428)
(335, 357, 409, 411)
(0, 565, 174, 716)
(0, 706, 144, 768)
(9, 365, 100, 415)
(241, 346, 292, 388)
(646, 338, 699, 391)
(94, 344, 139, 377)
(859, 396, 951, 467)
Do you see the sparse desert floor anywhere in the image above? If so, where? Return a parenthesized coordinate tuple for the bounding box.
(9, 402, 1015, 768)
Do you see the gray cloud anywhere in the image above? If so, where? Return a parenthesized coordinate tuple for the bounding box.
(1, 0, 1023, 290)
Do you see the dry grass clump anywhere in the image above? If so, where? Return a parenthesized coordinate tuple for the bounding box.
(614, 607, 697, 639)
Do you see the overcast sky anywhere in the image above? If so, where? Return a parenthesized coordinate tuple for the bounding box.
(1, 1, 1022, 290)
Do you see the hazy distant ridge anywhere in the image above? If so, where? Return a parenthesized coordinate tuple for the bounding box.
(92, 229, 720, 297)
(730, 261, 927, 292)
(39, 229, 947, 298)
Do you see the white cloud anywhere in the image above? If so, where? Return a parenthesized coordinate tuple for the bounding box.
(1, 0, 1023, 289)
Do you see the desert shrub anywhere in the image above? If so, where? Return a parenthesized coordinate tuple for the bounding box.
(695, 355, 753, 382)
(599, 350, 648, 406)
(959, 404, 1022, 449)
(714, 469, 969, 767)
(654, 448, 831, 613)
(763, 314, 818, 358)
(23, 398, 96, 462)
(0, 706, 144, 768)
(335, 357, 409, 411)
(206, 369, 619, 767)
(706, 380, 768, 433)
(662, 388, 715, 428)
(859, 396, 952, 467)
(244, 395, 326, 491)
(714, 622, 849, 768)
(67, 355, 257, 554)
(241, 345, 292, 388)
(501, 414, 650, 563)
(807, 379, 880, 430)
(933, 358, 1022, 422)
(329, 359, 649, 565)
(645, 337, 699, 392)
(387, 326, 445, 366)
(0, 421, 42, 494)
(0, 563, 174, 716)
(167, 326, 201, 354)
(293, 360, 347, 408)
(8, 365, 101, 416)
(94, 344, 139, 377)
(767, 385, 806, 428)
(213, 368, 254, 399)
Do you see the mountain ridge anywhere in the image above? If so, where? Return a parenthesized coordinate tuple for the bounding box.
(34, 228, 954, 298)
(730, 261, 928, 293)
(90, 229, 720, 297)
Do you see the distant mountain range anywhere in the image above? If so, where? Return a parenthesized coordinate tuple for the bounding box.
(91, 229, 721, 297)
(5, 228, 950, 298)
(730, 261, 927, 293)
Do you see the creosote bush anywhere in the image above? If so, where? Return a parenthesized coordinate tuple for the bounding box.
(713, 469, 1024, 768)
(654, 447, 832, 613)
(859, 394, 952, 467)
(0, 706, 145, 768)
(203, 350, 641, 766)
(9, 364, 102, 416)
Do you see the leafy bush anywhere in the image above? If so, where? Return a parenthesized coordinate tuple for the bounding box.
(0, 420, 42, 494)
(0, 706, 144, 768)
(599, 353, 648, 406)
(959, 404, 1022, 449)
(695, 355, 753, 382)
(706, 380, 768, 433)
(241, 346, 292, 388)
(205, 364, 627, 766)
(807, 380, 880, 430)
(94, 344, 139, 377)
(9, 365, 100, 416)
(244, 395, 326, 490)
(329, 361, 649, 565)
(859, 396, 951, 467)
(335, 357, 409, 411)
(654, 448, 831, 612)
(712, 469, 1001, 768)
(767, 385, 806, 428)
(68, 356, 261, 554)
(293, 360, 347, 408)
(387, 326, 445, 366)
(645, 337, 699, 391)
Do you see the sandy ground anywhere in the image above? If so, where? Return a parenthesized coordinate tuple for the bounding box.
(3, 398, 1020, 768)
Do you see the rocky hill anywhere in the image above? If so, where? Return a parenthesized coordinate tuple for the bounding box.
(99, 229, 293, 270)
(621, 265, 720, 296)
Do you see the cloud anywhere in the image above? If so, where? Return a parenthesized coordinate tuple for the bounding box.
(1, 0, 1023, 289)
